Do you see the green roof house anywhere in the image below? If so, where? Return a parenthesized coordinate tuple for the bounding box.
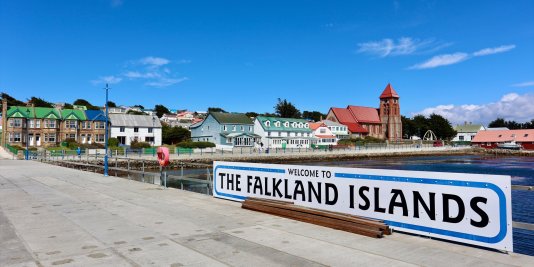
(254, 116, 313, 148)
(453, 123, 486, 142)
(190, 112, 259, 147)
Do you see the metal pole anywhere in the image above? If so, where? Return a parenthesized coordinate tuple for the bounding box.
(104, 84, 109, 177)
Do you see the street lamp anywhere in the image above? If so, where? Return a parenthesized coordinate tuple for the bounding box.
(152, 116, 155, 146)
(26, 108, 30, 160)
(104, 84, 110, 176)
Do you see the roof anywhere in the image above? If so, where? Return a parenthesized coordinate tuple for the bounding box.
(347, 105, 381, 123)
(379, 83, 400, 99)
(220, 132, 261, 138)
(309, 122, 326, 130)
(454, 124, 485, 133)
(7, 106, 61, 119)
(472, 129, 534, 143)
(61, 109, 87, 120)
(255, 116, 312, 132)
(109, 114, 162, 127)
(329, 108, 369, 133)
(211, 112, 253, 125)
(85, 110, 107, 122)
(321, 120, 346, 127)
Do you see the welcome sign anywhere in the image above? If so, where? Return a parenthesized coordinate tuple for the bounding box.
(213, 161, 513, 252)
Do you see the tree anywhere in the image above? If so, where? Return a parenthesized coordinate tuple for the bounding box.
(107, 101, 117, 108)
(132, 104, 144, 109)
(302, 110, 325, 122)
(154, 104, 170, 118)
(412, 115, 429, 138)
(162, 124, 191, 144)
(63, 103, 73, 109)
(73, 99, 99, 110)
(208, 107, 227, 113)
(126, 110, 147, 115)
(428, 114, 456, 140)
(401, 116, 417, 139)
(274, 98, 301, 118)
(28, 96, 53, 108)
(488, 118, 506, 128)
(245, 112, 259, 118)
(1, 92, 25, 108)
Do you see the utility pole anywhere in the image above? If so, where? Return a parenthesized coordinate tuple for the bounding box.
(104, 84, 109, 176)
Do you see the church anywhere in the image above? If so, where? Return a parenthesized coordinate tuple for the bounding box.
(325, 84, 402, 141)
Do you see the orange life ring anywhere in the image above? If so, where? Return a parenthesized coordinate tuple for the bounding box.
(157, 147, 170, 167)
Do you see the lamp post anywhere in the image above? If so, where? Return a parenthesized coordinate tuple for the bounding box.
(152, 116, 155, 146)
(26, 108, 30, 160)
(104, 84, 109, 176)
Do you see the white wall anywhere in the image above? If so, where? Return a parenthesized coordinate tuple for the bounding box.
(111, 126, 162, 146)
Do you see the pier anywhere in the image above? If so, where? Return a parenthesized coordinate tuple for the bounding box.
(2, 160, 533, 266)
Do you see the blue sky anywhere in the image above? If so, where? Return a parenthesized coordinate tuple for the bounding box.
(1, 0, 533, 124)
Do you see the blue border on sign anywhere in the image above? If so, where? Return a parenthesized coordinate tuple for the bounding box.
(334, 172, 507, 244)
(213, 165, 285, 200)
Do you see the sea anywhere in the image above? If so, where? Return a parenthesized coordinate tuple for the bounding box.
(298, 155, 534, 256)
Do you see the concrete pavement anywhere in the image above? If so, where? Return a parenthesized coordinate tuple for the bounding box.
(1, 160, 532, 267)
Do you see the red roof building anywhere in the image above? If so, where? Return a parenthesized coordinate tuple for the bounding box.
(472, 129, 534, 150)
(326, 84, 402, 140)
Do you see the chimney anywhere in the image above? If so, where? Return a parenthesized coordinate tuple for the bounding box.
(1, 98, 7, 146)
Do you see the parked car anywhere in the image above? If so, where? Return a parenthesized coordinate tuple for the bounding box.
(433, 140, 444, 147)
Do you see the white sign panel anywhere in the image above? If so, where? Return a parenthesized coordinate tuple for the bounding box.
(213, 161, 513, 252)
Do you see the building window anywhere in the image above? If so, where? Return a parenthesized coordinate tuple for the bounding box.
(459, 136, 464, 141)
(240, 126, 244, 131)
(44, 133, 56, 143)
(95, 122, 106, 129)
(9, 118, 23, 128)
(96, 134, 105, 143)
(223, 125, 227, 131)
(232, 125, 236, 131)
(134, 127, 139, 133)
(82, 121, 91, 129)
(120, 127, 125, 132)
(249, 126, 252, 132)
(275, 121, 280, 127)
(148, 127, 153, 133)
(9, 132, 22, 142)
(65, 120, 77, 129)
(265, 121, 271, 127)
(284, 122, 289, 127)
(44, 119, 56, 128)
(66, 133, 76, 140)
(292, 122, 297, 128)
(320, 128, 326, 134)
(145, 136, 154, 143)
(227, 138, 232, 143)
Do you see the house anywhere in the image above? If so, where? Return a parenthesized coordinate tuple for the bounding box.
(309, 122, 337, 147)
(254, 116, 313, 149)
(321, 120, 350, 140)
(453, 123, 486, 142)
(109, 114, 162, 146)
(472, 129, 534, 150)
(0, 99, 109, 147)
(160, 113, 178, 124)
(190, 112, 259, 147)
(326, 84, 402, 141)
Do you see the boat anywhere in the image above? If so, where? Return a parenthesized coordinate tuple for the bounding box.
(497, 141, 522, 150)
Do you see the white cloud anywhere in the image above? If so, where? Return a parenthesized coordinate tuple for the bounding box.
(91, 75, 122, 85)
(139, 56, 170, 67)
(357, 37, 442, 57)
(145, 77, 188, 87)
(92, 56, 189, 88)
(414, 92, 534, 125)
(409, 52, 469, 69)
(473, 45, 515, 57)
(511, 81, 534, 87)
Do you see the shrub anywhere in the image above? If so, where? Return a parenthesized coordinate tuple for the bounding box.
(108, 137, 119, 147)
(177, 141, 215, 148)
(130, 140, 151, 149)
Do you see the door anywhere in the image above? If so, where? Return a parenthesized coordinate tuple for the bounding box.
(36, 134, 41, 146)
(28, 134, 34, 146)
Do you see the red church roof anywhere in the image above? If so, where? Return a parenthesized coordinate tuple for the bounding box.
(379, 83, 399, 99)
(347, 105, 381, 123)
(329, 108, 369, 133)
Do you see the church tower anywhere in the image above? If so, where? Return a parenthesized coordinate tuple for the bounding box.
(379, 84, 402, 141)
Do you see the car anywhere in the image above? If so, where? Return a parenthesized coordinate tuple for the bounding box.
(433, 140, 444, 147)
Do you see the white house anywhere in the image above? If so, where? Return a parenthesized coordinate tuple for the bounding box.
(254, 116, 313, 149)
(452, 123, 486, 142)
(309, 122, 338, 147)
(321, 120, 350, 140)
(109, 114, 162, 146)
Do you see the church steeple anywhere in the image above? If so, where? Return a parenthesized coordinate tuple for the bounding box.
(379, 84, 402, 141)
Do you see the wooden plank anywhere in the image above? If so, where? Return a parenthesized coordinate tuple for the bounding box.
(245, 198, 390, 234)
(243, 202, 383, 238)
